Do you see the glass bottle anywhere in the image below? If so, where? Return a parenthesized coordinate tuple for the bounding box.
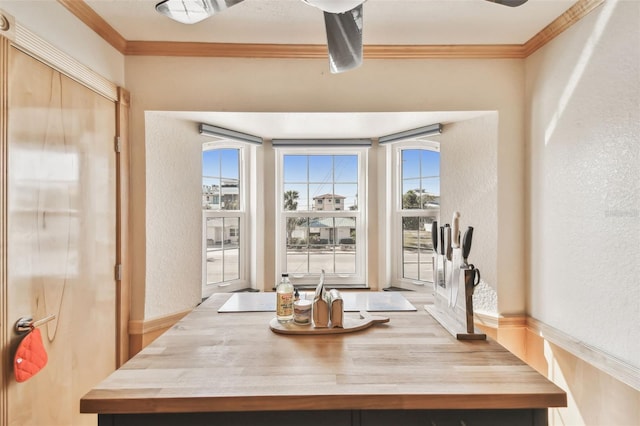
(276, 273, 294, 323)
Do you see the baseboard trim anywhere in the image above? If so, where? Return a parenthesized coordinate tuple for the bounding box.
(476, 312, 639, 392)
(474, 311, 527, 329)
(128, 308, 192, 357)
(526, 317, 639, 391)
(129, 308, 192, 335)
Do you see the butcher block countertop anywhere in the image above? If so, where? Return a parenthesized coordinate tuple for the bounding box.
(80, 292, 566, 415)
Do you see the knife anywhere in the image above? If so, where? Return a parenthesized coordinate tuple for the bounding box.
(431, 221, 439, 290)
(461, 226, 474, 268)
(431, 221, 438, 254)
(443, 224, 452, 297)
(439, 226, 446, 288)
(449, 212, 461, 307)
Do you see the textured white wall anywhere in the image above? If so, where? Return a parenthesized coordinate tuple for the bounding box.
(125, 57, 526, 320)
(526, 0, 640, 367)
(144, 113, 203, 319)
(440, 114, 499, 314)
(0, 1, 125, 86)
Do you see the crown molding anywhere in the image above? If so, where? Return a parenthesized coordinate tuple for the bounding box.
(365, 44, 525, 59)
(125, 41, 328, 58)
(125, 41, 527, 59)
(59, 0, 604, 60)
(522, 0, 605, 57)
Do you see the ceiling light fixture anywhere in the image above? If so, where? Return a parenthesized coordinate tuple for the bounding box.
(378, 123, 443, 144)
(155, 0, 244, 25)
(199, 123, 263, 145)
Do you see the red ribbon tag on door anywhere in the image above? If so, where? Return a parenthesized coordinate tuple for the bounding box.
(14, 328, 48, 383)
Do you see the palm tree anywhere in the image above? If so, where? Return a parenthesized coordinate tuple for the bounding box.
(284, 190, 301, 243)
(284, 190, 299, 211)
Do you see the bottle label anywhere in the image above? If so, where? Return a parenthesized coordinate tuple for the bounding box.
(277, 293, 293, 317)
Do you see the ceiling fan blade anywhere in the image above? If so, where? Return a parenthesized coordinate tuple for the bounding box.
(323, 4, 363, 74)
(484, 0, 528, 7)
(155, 0, 245, 24)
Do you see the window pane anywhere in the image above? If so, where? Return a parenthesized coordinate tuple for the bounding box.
(283, 184, 307, 211)
(308, 228, 335, 272)
(286, 217, 309, 274)
(206, 217, 224, 284)
(402, 217, 420, 280)
(402, 216, 436, 282)
(203, 148, 240, 211)
(284, 155, 307, 182)
(402, 216, 433, 281)
(334, 155, 358, 183)
(203, 177, 220, 210)
(334, 184, 357, 211)
(225, 217, 240, 281)
(220, 180, 239, 210)
(336, 225, 356, 274)
(402, 149, 421, 179)
(402, 149, 440, 211)
(308, 155, 333, 182)
(203, 150, 220, 177)
(220, 149, 239, 181)
(285, 217, 357, 275)
(284, 154, 359, 213)
(421, 177, 440, 206)
(402, 183, 422, 209)
(421, 150, 440, 177)
(309, 183, 333, 211)
(206, 216, 240, 284)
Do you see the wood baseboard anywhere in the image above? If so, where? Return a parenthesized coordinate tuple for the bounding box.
(526, 317, 639, 391)
(477, 313, 639, 392)
(128, 309, 191, 357)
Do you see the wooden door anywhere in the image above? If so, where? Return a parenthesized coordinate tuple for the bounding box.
(3, 46, 116, 425)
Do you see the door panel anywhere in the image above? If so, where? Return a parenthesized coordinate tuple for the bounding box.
(6, 47, 116, 425)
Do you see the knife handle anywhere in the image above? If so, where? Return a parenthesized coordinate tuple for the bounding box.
(462, 226, 474, 262)
(444, 224, 452, 261)
(431, 221, 438, 253)
(439, 226, 445, 256)
(452, 212, 460, 248)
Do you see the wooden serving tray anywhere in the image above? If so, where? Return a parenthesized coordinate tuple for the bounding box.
(269, 311, 389, 335)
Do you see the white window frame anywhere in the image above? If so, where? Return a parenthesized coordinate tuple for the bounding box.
(275, 148, 368, 287)
(202, 143, 251, 297)
(390, 140, 440, 290)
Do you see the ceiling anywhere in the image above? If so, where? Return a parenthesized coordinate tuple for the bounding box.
(82, 0, 576, 139)
(155, 111, 491, 140)
(85, 0, 577, 46)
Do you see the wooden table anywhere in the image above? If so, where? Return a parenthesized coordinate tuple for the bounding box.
(81, 293, 566, 426)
